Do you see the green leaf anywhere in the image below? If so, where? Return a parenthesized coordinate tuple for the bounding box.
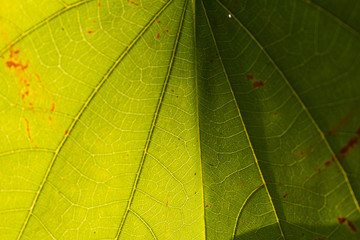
(1, 0, 360, 239)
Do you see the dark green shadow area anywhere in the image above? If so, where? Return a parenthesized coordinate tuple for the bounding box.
(233, 221, 360, 240)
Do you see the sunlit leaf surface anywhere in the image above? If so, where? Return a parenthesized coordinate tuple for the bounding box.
(1, 0, 360, 239)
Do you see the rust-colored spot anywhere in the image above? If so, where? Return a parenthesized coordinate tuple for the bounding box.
(324, 161, 331, 166)
(252, 81, 264, 88)
(51, 103, 55, 113)
(329, 114, 352, 135)
(166, 29, 169, 33)
(24, 118, 31, 140)
(65, 130, 69, 135)
(339, 137, 358, 155)
(126, 0, 139, 6)
(157, 33, 160, 39)
(87, 30, 94, 34)
(34, 73, 41, 82)
(338, 217, 346, 224)
(299, 151, 304, 156)
(283, 193, 288, 198)
(246, 74, 254, 80)
(98, 1, 101, 7)
(274, 112, 278, 116)
(6, 60, 28, 70)
(347, 219, 357, 232)
(166, 200, 169, 206)
(157, 20, 161, 23)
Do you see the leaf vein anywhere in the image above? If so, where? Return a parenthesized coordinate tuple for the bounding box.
(114, 0, 187, 238)
(202, 0, 286, 238)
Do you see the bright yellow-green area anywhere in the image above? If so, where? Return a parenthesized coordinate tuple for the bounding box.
(0, 0, 360, 239)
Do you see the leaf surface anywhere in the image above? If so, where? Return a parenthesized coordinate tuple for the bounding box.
(0, 0, 360, 239)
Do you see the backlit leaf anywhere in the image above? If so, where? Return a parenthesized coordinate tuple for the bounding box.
(1, 0, 360, 239)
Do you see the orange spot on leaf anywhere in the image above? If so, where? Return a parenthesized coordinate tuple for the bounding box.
(24, 118, 31, 140)
(246, 74, 254, 80)
(328, 113, 352, 135)
(51, 103, 55, 113)
(338, 217, 346, 224)
(34, 73, 41, 83)
(6, 60, 28, 70)
(252, 81, 264, 88)
(283, 193, 288, 198)
(157, 33, 160, 39)
(339, 137, 358, 155)
(347, 219, 357, 232)
(126, 0, 139, 6)
(87, 30, 94, 34)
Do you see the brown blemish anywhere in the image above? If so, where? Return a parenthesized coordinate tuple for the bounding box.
(126, 0, 139, 6)
(283, 193, 288, 198)
(338, 217, 346, 224)
(246, 74, 254, 80)
(50, 103, 55, 113)
(337, 128, 360, 159)
(87, 30, 94, 34)
(157, 33, 160, 39)
(6, 60, 28, 70)
(347, 219, 357, 232)
(252, 81, 264, 88)
(24, 118, 31, 140)
(338, 217, 357, 232)
(328, 106, 356, 135)
(6, 49, 56, 126)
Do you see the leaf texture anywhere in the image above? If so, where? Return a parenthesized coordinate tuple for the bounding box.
(0, 0, 360, 239)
